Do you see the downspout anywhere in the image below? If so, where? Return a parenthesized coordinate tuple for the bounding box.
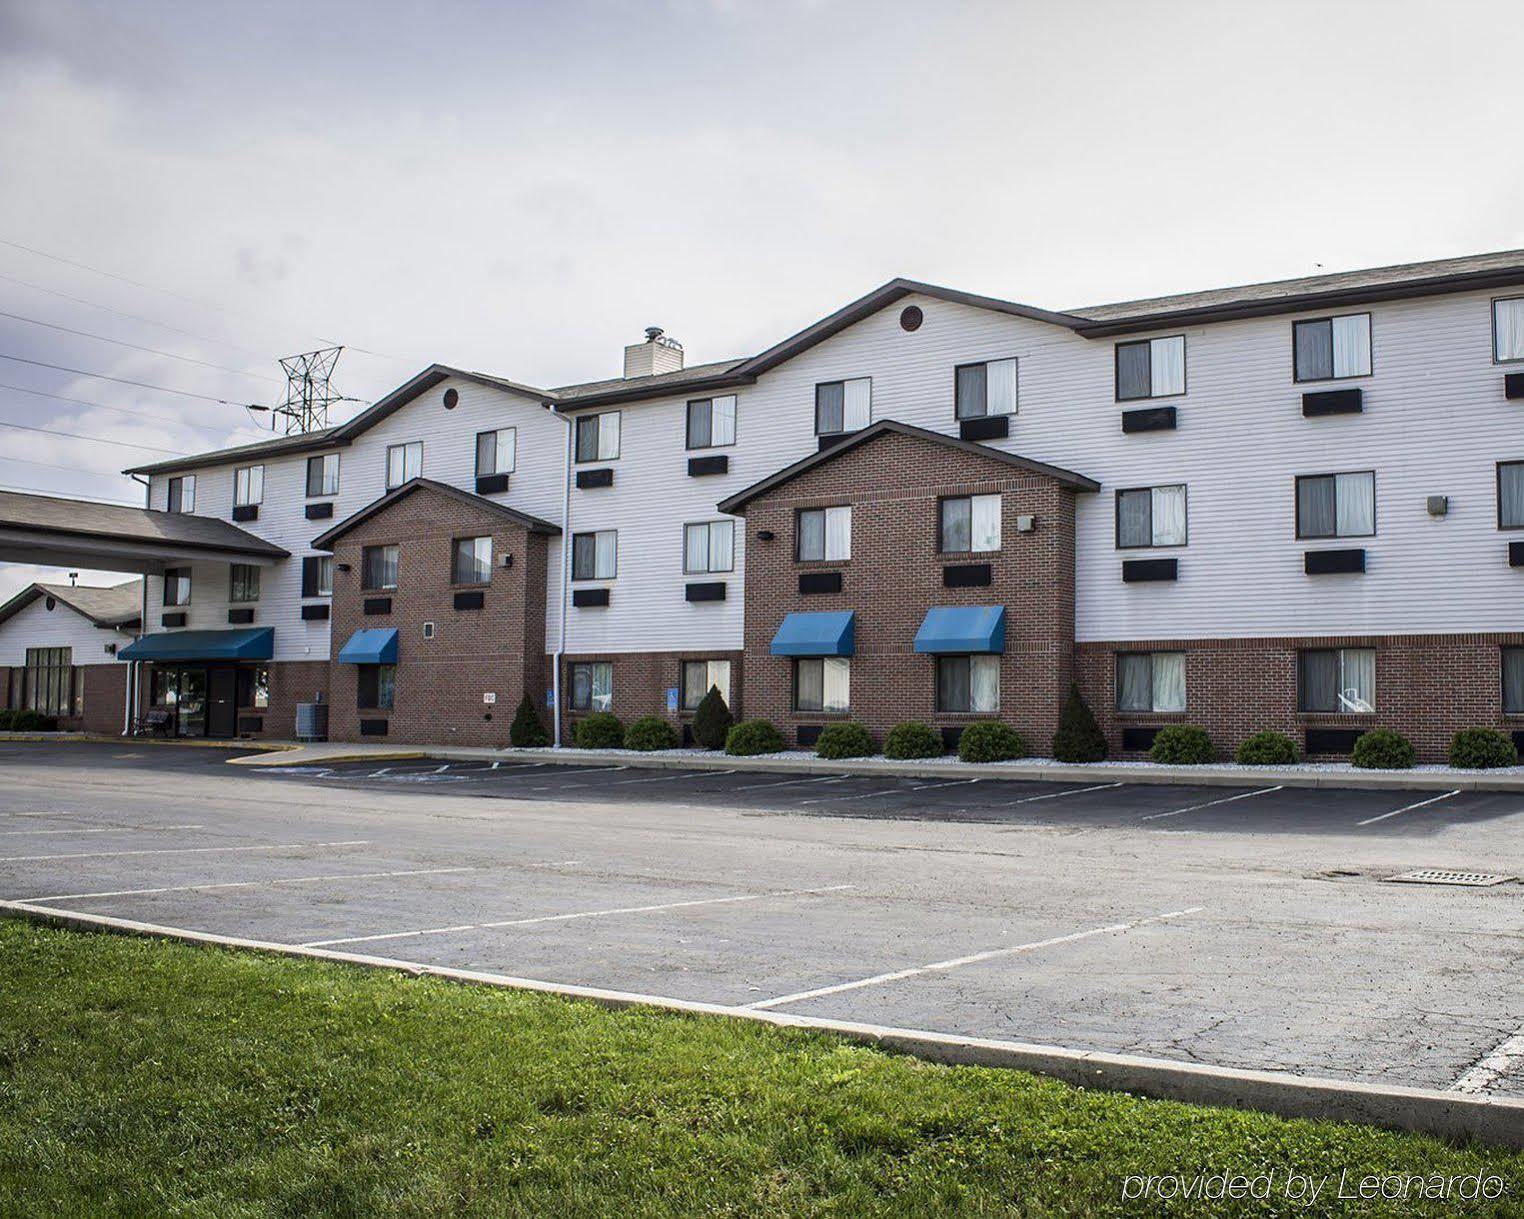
(550, 403, 573, 748)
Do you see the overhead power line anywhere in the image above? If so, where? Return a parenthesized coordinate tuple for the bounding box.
(0, 419, 184, 454)
(0, 308, 279, 382)
(0, 352, 271, 409)
(0, 380, 241, 439)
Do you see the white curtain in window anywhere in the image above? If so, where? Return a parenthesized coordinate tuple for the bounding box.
(1335, 471, 1374, 536)
(711, 396, 737, 445)
(684, 525, 708, 572)
(591, 663, 613, 711)
(597, 414, 621, 461)
(970, 655, 1000, 712)
(1500, 464, 1524, 528)
(1116, 654, 1151, 711)
(496, 429, 516, 473)
(822, 657, 850, 712)
(1332, 314, 1371, 378)
(1338, 648, 1376, 712)
(1150, 336, 1185, 396)
(1151, 485, 1187, 546)
(1152, 652, 1187, 712)
(987, 359, 1018, 415)
(708, 520, 734, 571)
(825, 506, 852, 560)
(594, 531, 617, 579)
(404, 444, 421, 482)
(970, 495, 1002, 552)
(1495, 299, 1524, 362)
(706, 660, 731, 705)
(843, 378, 871, 431)
(1504, 649, 1524, 715)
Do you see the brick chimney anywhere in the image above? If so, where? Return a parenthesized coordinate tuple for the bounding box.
(623, 326, 684, 379)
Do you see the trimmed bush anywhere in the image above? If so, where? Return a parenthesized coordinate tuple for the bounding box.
(883, 721, 942, 760)
(957, 721, 1028, 764)
(1052, 683, 1107, 763)
(623, 715, 678, 752)
(1149, 724, 1214, 765)
(1448, 727, 1518, 770)
(572, 712, 624, 750)
(690, 686, 734, 751)
(1235, 730, 1299, 766)
(814, 722, 874, 760)
(508, 693, 548, 747)
(724, 719, 784, 757)
(9, 709, 54, 732)
(0, 708, 13, 731)
(1351, 728, 1416, 770)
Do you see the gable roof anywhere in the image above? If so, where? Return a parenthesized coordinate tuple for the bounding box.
(0, 578, 142, 631)
(0, 490, 289, 560)
(716, 420, 1098, 516)
(309, 477, 560, 551)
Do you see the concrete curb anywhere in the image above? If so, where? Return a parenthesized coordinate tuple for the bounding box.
(3, 899, 1520, 1151)
(0, 732, 293, 752)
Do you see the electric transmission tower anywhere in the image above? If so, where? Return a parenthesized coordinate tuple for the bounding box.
(271, 346, 349, 434)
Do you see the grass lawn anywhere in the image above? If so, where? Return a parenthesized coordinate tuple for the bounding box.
(0, 919, 1519, 1217)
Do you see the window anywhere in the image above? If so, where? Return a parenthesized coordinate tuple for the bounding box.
(236, 665, 269, 710)
(229, 564, 260, 603)
(1505, 648, 1524, 715)
(683, 521, 734, 574)
(570, 661, 613, 712)
(574, 412, 621, 463)
(954, 358, 1018, 419)
(936, 655, 1000, 713)
(1115, 336, 1186, 401)
(357, 664, 395, 711)
(361, 544, 399, 591)
(795, 657, 850, 713)
(571, 530, 617, 581)
(1299, 648, 1376, 713)
(302, 555, 333, 597)
(166, 475, 195, 513)
(163, 567, 191, 607)
(386, 442, 422, 489)
(1116, 485, 1187, 548)
(686, 396, 737, 449)
(797, 506, 851, 561)
(475, 428, 516, 476)
(25, 647, 77, 717)
(940, 494, 1001, 553)
(814, 378, 871, 436)
(681, 659, 732, 710)
(1116, 652, 1187, 712)
(451, 536, 492, 584)
(305, 454, 339, 497)
(1296, 472, 1375, 539)
(233, 464, 264, 506)
(1494, 298, 1524, 363)
(1498, 461, 1524, 529)
(1294, 313, 1371, 381)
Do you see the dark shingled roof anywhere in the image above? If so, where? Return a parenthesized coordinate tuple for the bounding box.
(0, 490, 289, 559)
(0, 578, 142, 630)
(310, 478, 560, 551)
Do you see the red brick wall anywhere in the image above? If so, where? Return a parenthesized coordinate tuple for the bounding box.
(739, 429, 1082, 749)
(557, 650, 745, 742)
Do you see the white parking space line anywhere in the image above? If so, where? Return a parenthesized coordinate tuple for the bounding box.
(530, 766, 632, 790)
(748, 906, 1203, 1010)
(728, 775, 843, 793)
(907, 778, 981, 792)
(1357, 789, 1460, 827)
(1140, 786, 1283, 821)
(299, 883, 856, 949)
(1451, 1025, 1524, 1094)
(1007, 781, 1124, 805)
(0, 823, 204, 837)
(0, 840, 370, 864)
(20, 866, 478, 904)
(608, 769, 737, 786)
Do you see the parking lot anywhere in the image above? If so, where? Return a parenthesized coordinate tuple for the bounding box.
(2, 742, 1522, 1098)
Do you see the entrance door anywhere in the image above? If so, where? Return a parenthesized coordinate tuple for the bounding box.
(177, 668, 207, 737)
(207, 667, 238, 738)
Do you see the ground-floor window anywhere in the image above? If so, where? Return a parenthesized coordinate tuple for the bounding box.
(237, 665, 270, 710)
(25, 647, 79, 717)
(357, 664, 395, 712)
(680, 659, 731, 710)
(1116, 651, 1187, 713)
(569, 662, 612, 712)
(794, 657, 850, 714)
(6, 667, 24, 709)
(1504, 648, 1524, 715)
(935, 655, 1000, 713)
(1298, 647, 1376, 713)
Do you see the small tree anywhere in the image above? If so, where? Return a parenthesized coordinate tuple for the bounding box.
(1052, 683, 1107, 762)
(691, 686, 734, 751)
(624, 715, 679, 751)
(509, 693, 548, 747)
(573, 712, 625, 750)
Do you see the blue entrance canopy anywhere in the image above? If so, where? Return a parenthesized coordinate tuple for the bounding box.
(337, 628, 399, 665)
(119, 627, 274, 662)
(913, 606, 1006, 654)
(770, 610, 855, 657)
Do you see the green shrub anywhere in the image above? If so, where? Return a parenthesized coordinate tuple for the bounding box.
(1351, 728, 1416, 770)
(1448, 728, 1518, 769)
(1052, 683, 1106, 763)
(1149, 724, 1214, 765)
(814, 722, 874, 760)
(0, 708, 13, 731)
(883, 721, 942, 760)
(690, 686, 734, 751)
(724, 719, 784, 757)
(623, 715, 678, 752)
(9, 709, 53, 732)
(957, 721, 1028, 764)
(1235, 730, 1299, 766)
(508, 693, 548, 747)
(572, 712, 624, 750)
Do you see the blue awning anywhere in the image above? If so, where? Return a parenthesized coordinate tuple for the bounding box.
(337, 628, 399, 665)
(913, 606, 1006, 654)
(119, 627, 274, 663)
(770, 611, 855, 657)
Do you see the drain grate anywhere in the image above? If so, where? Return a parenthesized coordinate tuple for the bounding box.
(1385, 869, 1517, 888)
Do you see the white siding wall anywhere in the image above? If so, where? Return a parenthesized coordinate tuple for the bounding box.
(0, 597, 135, 666)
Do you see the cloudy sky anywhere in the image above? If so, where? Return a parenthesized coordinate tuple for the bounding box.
(1, 0, 1521, 598)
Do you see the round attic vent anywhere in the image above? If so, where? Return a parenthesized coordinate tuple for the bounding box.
(45, 596, 56, 611)
(899, 305, 923, 332)
(443, 388, 459, 409)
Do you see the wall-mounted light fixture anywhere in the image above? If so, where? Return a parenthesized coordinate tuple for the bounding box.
(757, 529, 776, 541)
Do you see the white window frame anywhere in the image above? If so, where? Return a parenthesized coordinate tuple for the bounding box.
(1494, 297, 1524, 364)
(167, 475, 195, 513)
(233, 464, 264, 507)
(385, 442, 422, 489)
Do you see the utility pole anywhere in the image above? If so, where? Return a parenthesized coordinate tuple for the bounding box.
(271, 346, 346, 435)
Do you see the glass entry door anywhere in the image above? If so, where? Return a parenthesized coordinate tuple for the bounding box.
(177, 668, 207, 737)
